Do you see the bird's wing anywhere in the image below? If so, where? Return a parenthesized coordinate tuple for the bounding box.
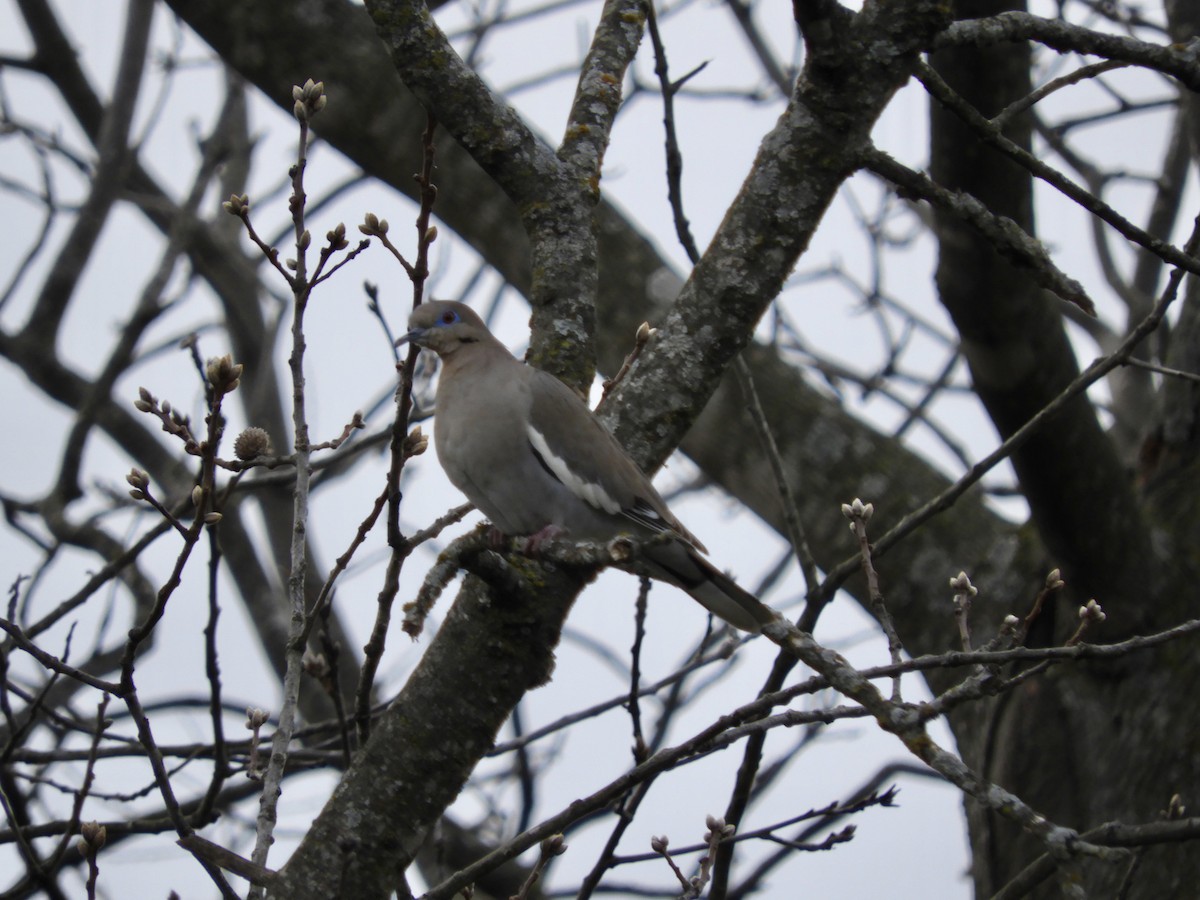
(525, 368, 707, 552)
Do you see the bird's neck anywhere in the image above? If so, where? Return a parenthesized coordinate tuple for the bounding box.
(440, 341, 516, 382)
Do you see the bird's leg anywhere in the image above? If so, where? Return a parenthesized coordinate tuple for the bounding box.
(484, 525, 509, 550)
(520, 524, 567, 556)
(484, 523, 566, 555)
(483, 523, 566, 554)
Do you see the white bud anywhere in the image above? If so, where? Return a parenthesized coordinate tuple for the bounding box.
(949, 571, 977, 596)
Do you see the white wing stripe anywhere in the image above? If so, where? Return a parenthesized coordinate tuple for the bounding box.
(527, 424, 621, 514)
(625, 500, 670, 535)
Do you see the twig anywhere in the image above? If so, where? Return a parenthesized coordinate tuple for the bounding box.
(651, 834, 691, 894)
(842, 499, 904, 699)
(78, 820, 104, 900)
(299, 484, 390, 647)
(992, 59, 1131, 129)
(45, 695, 110, 873)
(600, 322, 657, 403)
(723, 0, 792, 95)
(861, 145, 1096, 314)
(734, 358, 820, 599)
(691, 815, 736, 897)
(511, 834, 567, 900)
(0, 619, 118, 694)
(628, 577, 650, 762)
(248, 77, 327, 889)
(198, 526, 230, 821)
(627, 787, 896, 865)
(1020, 568, 1065, 643)
(1122, 356, 1200, 384)
(645, 0, 700, 264)
(357, 111, 442, 743)
(950, 571, 977, 652)
(178, 834, 278, 887)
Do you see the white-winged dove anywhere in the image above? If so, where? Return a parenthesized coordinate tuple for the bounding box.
(399, 300, 778, 633)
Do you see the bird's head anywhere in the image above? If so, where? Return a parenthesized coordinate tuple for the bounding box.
(396, 300, 493, 357)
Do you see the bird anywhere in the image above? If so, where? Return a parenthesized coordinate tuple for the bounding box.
(397, 300, 778, 633)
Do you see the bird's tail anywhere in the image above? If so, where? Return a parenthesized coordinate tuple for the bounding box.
(640, 541, 778, 633)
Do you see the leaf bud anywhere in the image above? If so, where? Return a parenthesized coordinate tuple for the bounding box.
(327, 223, 349, 250)
(221, 194, 249, 216)
(80, 821, 106, 850)
(949, 571, 977, 596)
(402, 425, 428, 458)
(206, 354, 244, 395)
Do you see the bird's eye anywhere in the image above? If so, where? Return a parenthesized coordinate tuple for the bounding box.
(440, 310, 458, 325)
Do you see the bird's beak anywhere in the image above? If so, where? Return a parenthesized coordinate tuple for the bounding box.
(395, 326, 427, 349)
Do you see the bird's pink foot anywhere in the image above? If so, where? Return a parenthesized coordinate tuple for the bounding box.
(521, 524, 566, 556)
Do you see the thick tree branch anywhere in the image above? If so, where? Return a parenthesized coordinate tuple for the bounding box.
(935, 11, 1200, 92)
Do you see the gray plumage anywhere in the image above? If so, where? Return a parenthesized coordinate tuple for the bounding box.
(399, 300, 777, 633)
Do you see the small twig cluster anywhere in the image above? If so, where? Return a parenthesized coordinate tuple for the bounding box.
(510, 834, 567, 900)
(651, 814, 736, 899)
